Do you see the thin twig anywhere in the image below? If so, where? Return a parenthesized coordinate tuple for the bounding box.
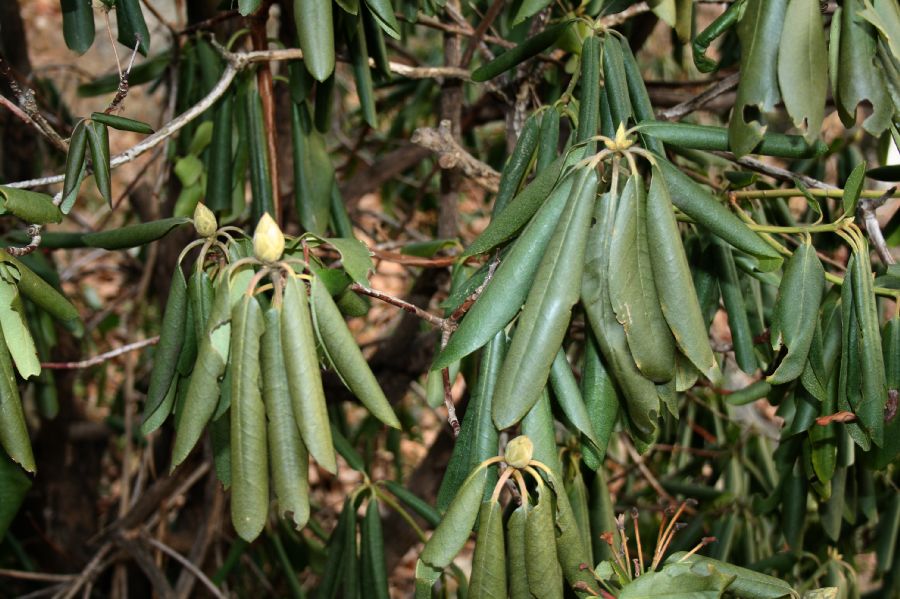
(41, 337, 159, 370)
(0, 57, 68, 152)
(6, 224, 42, 257)
(713, 152, 838, 190)
(349, 283, 450, 331)
(143, 535, 227, 599)
(7, 49, 469, 191)
(0, 569, 74, 583)
(658, 72, 740, 121)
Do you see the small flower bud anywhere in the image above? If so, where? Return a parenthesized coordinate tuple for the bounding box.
(253, 213, 284, 262)
(193, 203, 217, 238)
(504, 435, 534, 469)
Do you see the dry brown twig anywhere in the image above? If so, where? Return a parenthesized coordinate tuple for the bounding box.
(411, 119, 502, 193)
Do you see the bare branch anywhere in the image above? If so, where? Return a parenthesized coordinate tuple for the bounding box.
(350, 283, 451, 331)
(143, 535, 226, 599)
(411, 119, 501, 193)
(712, 152, 838, 190)
(658, 72, 740, 121)
(5, 224, 42, 257)
(858, 187, 896, 265)
(41, 337, 159, 370)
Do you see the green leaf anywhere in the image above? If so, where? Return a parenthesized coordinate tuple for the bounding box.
(243, 85, 273, 222)
(492, 168, 598, 428)
(292, 102, 334, 235)
(620, 41, 666, 155)
(472, 21, 574, 82)
(469, 501, 507, 598)
(331, 424, 367, 472)
(63, 120, 88, 211)
(507, 505, 529, 599)
(463, 154, 567, 258)
(513, 0, 553, 24)
(207, 92, 234, 212)
(860, 0, 900, 59)
(866, 164, 900, 181)
(692, 0, 745, 72)
(363, 499, 390, 599)
(239, 0, 262, 15)
(522, 389, 563, 478)
(0, 450, 31, 539)
(777, 0, 827, 142)
(576, 36, 601, 144)
(549, 471, 599, 594)
(170, 281, 230, 468)
(282, 276, 337, 473)
(364, 0, 401, 39)
(602, 35, 635, 129)
(85, 121, 112, 208)
(608, 175, 676, 382)
(525, 485, 564, 598)
(415, 559, 443, 599)
(61, 0, 96, 54)
(229, 293, 268, 542)
(323, 237, 373, 286)
(81, 217, 190, 250)
(656, 158, 782, 272)
(262, 307, 310, 530)
(667, 553, 798, 599)
(767, 242, 825, 384)
(493, 113, 541, 215)
(0, 252, 80, 332)
(728, 0, 788, 156)
(850, 245, 887, 446)
(841, 162, 867, 217)
(646, 170, 721, 383)
(548, 348, 599, 446)
(319, 498, 352, 599)
(580, 331, 620, 468)
(383, 480, 441, 527)
(714, 242, 757, 374)
(835, 0, 893, 135)
(420, 466, 488, 568)
(0, 187, 62, 225)
(347, 16, 378, 128)
(310, 276, 400, 429)
(174, 155, 204, 187)
(0, 270, 40, 380)
(89, 112, 154, 134)
(115, 0, 150, 55)
(619, 561, 734, 598)
(636, 122, 826, 158)
(0, 326, 35, 473)
(872, 316, 900, 468)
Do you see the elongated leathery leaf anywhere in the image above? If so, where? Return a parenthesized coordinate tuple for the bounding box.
(0, 269, 40, 379)
(437, 175, 573, 371)
(86, 121, 112, 208)
(507, 505, 529, 599)
(319, 497, 352, 599)
(549, 348, 599, 446)
(469, 501, 507, 598)
(635, 122, 826, 158)
(576, 36, 601, 144)
(492, 168, 599, 429)
(850, 244, 887, 446)
(292, 102, 334, 235)
(667, 553, 797, 598)
(619, 561, 734, 598)
(582, 193, 660, 448)
(0, 450, 31, 539)
(728, 0, 788, 156)
(0, 187, 63, 225)
(230, 294, 268, 542)
(89, 112, 154, 134)
(602, 36, 634, 129)
(364, 0, 401, 38)
(63, 121, 88, 206)
(873, 316, 899, 468)
(170, 280, 231, 468)
(348, 17, 377, 128)
(777, 0, 827, 142)
(310, 276, 400, 429)
(536, 108, 560, 173)
(767, 241, 824, 384)
(525, 485, 564, 599)
(608, 175, 675, 382)
(262, 307, 309, 530)
(82, 217, 190, 250)
(714, 242, 757, 373)
(437, 331, 505, 509)
(522, 389, 563, 480)
(420, 466, 488, 568)
(838, 257, 871, 449)
(363, 499, 390, 599)
(0, 327, 35, 472)
(646, 170, 721, 383)
(581, 331, 619, 469)
(547, 471, 599, 594)
(492, 114, 540, 216)
(619, 39, 665, 155)
(836, 0, 892, 135)
(0, 252, 79, 333)
(141, 267, 187, 428)
(472, 21, 573, 82)
(115, 0, 151, 55)
(463, 154, 567, 258)
(655, 158, 782, 272)
(282, 275, 337, 473)
(61, 0, 95, 54)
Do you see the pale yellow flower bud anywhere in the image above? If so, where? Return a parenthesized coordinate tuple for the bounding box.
(193, 202, 217, 238)
(253, 213, 284, 262)
(504, 435, 534, 469)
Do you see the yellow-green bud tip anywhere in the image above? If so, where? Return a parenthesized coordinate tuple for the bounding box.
(253, 213, 284, 262)
(505, 435, 534, 469)
(193, 203, 217, 238)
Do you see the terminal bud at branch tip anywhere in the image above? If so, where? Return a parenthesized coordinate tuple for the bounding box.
(193, 203, 217, 238)
(504, 435, 534, 468)
(253, 212, 284, 262)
